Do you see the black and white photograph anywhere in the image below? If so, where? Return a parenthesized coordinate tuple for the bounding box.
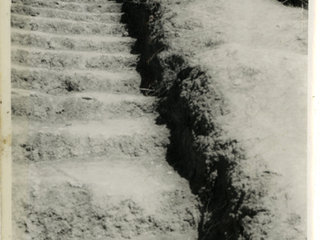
(1, 0, 312, 239)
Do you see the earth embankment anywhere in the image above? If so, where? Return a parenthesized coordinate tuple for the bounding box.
(123, 0, 307, 239)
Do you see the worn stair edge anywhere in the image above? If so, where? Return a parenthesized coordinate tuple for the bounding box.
(12, 30, 134, 53)
(12, 118, 169, 161)
(11, 88, 155, 121)
(11, 0, 123, 14)
(14, 156, 199, 239)
(11, 46, 138, 71)
(11, 5, 124, 23)
(11, 65, 141, 94)
(46, 0, 121, 4)
(11, 14, 128, 36)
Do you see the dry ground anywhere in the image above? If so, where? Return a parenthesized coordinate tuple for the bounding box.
(11, 0, 308, 239)
(11, 0, 200, 239)
(160, 0, 307, 235)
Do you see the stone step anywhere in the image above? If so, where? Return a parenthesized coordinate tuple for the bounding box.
(11, 88, 155, 121)
(11, 14, 127, 36)
(11, 0, 123, 13)
(13, 158, 199, 239)
(13, 118, 169, 162)
(11, 65, 141, 95)
(11, 5, 123, 23)
(11, 46, 138, 71)
(12, 29, 134, 54)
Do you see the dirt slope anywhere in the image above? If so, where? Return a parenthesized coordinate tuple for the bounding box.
(192, 0, 308, 225)
(11, 0, 200, 239)
(140, 0, 307, 238)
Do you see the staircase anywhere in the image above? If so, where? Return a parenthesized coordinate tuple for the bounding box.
(11, 0, 200, 239)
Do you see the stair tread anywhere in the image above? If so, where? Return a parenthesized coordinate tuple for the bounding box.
(11, 66, 141, 95)
(12, 46, 138, 71)
(11, 0, 123, 13)
(14, 154, 198, 238)
(12, 14, 127, 36)
(12, 88, 152, 102)
(12, 45, 137, 57)
(47, 0, 119, 4)
(12, 13, 125, 26)
(13, 117, 162, 137)
(12, 4, 123, 16)
(12, 30, 135, 53)
(11, 64, 140, 78)
(12, 28, 134, 42)
(25, 157, 192, 216)
(12, 0, 123, 7)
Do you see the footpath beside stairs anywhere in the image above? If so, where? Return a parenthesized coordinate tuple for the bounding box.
(11, 0, 200, 239)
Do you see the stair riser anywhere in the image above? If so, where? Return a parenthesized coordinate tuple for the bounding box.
(12, 0, 122, 13)
(12, 93, 153, 121)
(12, 49, 138, 71)
(11, 68, 140, 94)
(11, 5, 123, 23)
(11, 15, 126, 36)
(13, 132, 168, 162)
(12, 33, 134, 53)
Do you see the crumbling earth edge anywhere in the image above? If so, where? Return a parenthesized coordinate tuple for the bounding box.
(123, 0, 306, 239)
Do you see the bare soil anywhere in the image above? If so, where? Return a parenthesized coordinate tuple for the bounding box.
(146, 0, 307, 238)
(125, 0, 307, 238)
(11, 0, 200, 239)
(11, 0, 307, 239)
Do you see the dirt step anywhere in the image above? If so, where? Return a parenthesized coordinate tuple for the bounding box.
(11, 65, 141, 95)
(12, 88, 155, 121)
(13, 158, 200, 239)
(12, 29, 134, 54)
(55, 0, 118, 4)
(12, 47, 138, 71)
(11, 0, 122, 13)
(11, 5, 123, 23)
(13, 118, 169, 162)
(12, 14, 127, 36)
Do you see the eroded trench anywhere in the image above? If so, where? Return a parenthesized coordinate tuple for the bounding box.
(119, 0, 309, 239)
(121, 1, 273, 239)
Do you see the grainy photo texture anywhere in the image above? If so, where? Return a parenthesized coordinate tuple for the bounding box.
(11, 0, 308, 239)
